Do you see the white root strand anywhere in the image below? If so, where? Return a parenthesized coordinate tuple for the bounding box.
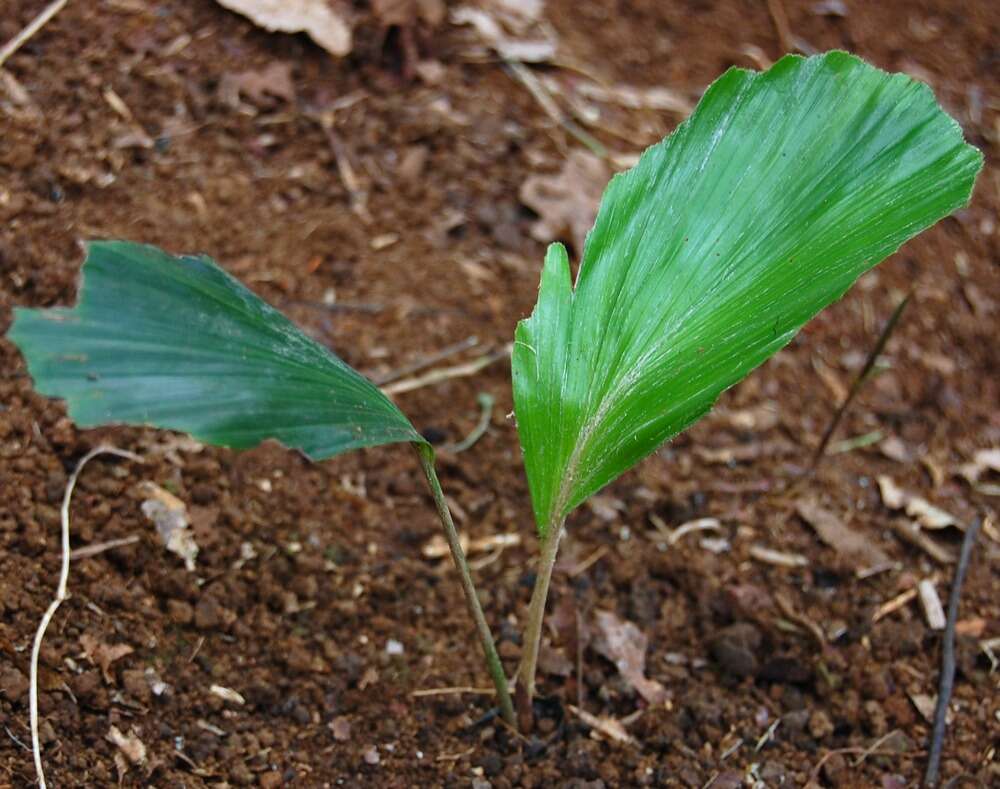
(30, 445, 141, 789)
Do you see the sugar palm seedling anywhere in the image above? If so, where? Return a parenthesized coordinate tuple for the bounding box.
(8, 51, 981, 735)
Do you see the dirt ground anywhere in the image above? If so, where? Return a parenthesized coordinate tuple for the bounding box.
(1, 0, 998, 786)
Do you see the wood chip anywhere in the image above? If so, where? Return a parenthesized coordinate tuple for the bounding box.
(567, 705, 637, 745)
(917, 579, 946, 630)
(209, 684, 246, 705)
(877, 476, 960, 530)
(749, 545, 809, 568)
(891, 521, 955, 564)
(107, 725, 147, 766)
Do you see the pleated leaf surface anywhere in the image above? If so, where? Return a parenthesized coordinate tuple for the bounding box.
(513, 52, 982, 534)
(9, 241, 424, 458)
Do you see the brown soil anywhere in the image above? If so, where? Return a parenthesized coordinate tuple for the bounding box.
(1, 1, 998, 786)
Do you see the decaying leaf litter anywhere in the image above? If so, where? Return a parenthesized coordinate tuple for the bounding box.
(1, 0, 998, 786)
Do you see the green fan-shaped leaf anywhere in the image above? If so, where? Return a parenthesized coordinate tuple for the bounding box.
(513, 52, 982, 534)
(8, 241, 424, 458)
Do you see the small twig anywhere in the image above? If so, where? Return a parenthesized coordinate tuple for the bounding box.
(924, 517, 982, 787)
(503, 58, 607, 159)
(442, 393, 495, 454)
(187, 635, 205, 663)
(313, 112, 372, 224)
(872, 586, 919, 623)
(372, 335, 479, 385)
(30, 445, 141, 789)
(382, 343, 512, 395)
(811, 295, 910, 469)
(0, 0, 69, 69)
(410, 685, 494, 698)
(68, 534, 139, 560)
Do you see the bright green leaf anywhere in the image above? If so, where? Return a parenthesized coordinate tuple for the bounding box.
(513, 52, 982, 534)
(8, 241, 424, 458)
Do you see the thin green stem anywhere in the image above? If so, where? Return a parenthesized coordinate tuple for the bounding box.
(416, 447, 516, 728)
(516, 519, 565, 712)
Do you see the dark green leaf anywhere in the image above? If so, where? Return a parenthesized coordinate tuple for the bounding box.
(513, 52, 982, 534)
(9, 241, 424, 458)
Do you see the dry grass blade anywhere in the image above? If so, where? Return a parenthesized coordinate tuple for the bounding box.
(0, 0, 69, 69)
(372, 336, 479, 385)
(30, 445, 142, 789)
(382, 344, 512, 395)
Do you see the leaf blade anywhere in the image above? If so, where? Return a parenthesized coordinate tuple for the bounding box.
(9, 241, 424, 458)
(513, 52, 983, 533)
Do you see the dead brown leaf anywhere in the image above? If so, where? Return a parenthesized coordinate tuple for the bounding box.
(372, 0, 445, 28)
(80, 634, 134, 684)
(520, 149, 609, 255)
(796, 499, 889, 567)
(218, 61, 295, 108)
(215, 0, 352, 57)
(537, 643, 573, 677)
(592, 610, 667, 705)
(451, 2, 555, 62)
(958, 447, 1000, 487)
(878, 435, 914, 464)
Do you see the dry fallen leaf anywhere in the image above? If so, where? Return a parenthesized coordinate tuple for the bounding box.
(218, 61, 296, 108)
(107, 725, 147, 767)
(592, 610, 667, 705)
(796, 499, 889, 567)
(372, 0, 445, 28)
(520, 149, 609, 255)
(139, 482, 199, 570)
(879, 435, 915, 464)
(451, 2, 555, 62)
(574, 81, 693, 116)
(537, 643, 574, 677)
(877, 476, 960, 530)
(80, 634, 134, 684)
(958, 447, 1000, 488)
(215, 0, 352, 57)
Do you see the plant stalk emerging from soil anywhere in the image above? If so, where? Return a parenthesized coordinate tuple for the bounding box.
(516, 519, 564, 721)
(416, 447, 516, 727)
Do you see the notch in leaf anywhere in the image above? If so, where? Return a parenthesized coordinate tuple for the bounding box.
(512, 52, 982, 704)
(8, 240, 516, 726)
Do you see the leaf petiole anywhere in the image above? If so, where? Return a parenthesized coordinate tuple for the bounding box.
(415, 446, 516, 727)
